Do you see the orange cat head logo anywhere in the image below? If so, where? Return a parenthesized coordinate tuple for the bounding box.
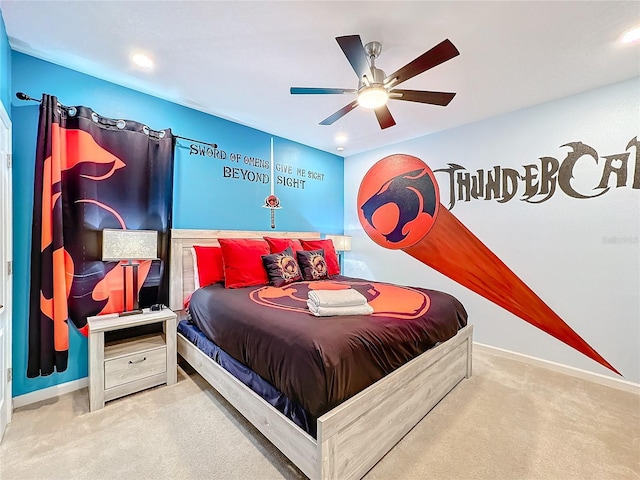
(250, 280, 430, 319)
(358, 154, 440, 249)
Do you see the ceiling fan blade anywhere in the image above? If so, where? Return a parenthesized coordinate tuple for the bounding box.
(374, 105, 396, 129)
(336, 35, 373, 81)
(319, 100, 359, 125)
(390, 89, 456, 106)
(290, 87, 357, 95)
(384, 39, 459, 88)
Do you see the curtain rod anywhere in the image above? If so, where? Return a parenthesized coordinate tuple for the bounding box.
(15, 92, 218, 148)
(16, 92, 40, 102)
(173, 135, 217, 149)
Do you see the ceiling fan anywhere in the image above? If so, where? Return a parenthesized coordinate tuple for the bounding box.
(290, 35, 460, 129)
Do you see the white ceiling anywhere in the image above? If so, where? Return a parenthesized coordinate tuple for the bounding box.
(1, 1, 639, 156)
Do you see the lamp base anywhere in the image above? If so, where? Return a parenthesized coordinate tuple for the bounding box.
(121, 261, 141, 315)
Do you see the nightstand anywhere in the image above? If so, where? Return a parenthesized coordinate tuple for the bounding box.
(87, 307, 177, 411)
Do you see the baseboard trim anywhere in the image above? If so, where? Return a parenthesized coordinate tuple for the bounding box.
(473, 342, 639, 395)
(13, 377, 88, 409)
(11, 344, 639, 407)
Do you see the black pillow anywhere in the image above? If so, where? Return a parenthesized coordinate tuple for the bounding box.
(261, 247, 302, 287)
(296, 249, 329, 281)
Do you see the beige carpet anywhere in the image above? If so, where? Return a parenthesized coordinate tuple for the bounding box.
(1, 348, 638, 480)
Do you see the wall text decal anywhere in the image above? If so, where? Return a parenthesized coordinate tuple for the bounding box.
(189, 143, 326, 190)
(435, 137, 639, 209)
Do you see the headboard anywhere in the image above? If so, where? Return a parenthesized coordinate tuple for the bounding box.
(168, 229, 321, 311)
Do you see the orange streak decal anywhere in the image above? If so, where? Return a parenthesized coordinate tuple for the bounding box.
(404, 207, 621, 375)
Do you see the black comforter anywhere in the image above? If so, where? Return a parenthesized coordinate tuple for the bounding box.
(188, 275, 467, 418)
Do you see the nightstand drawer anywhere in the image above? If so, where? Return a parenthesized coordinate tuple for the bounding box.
(104, 345, 166, 389)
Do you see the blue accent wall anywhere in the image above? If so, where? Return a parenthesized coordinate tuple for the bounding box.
(0, 10, 11, 113)
(11, 52, 344, 397)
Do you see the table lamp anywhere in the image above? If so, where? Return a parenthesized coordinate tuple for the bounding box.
(102, 229, 158, 315)
(324, 234, 352, 270)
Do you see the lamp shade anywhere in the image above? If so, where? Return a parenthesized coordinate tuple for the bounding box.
(324, 234, 352, 252)
(102, 229, 158, 261)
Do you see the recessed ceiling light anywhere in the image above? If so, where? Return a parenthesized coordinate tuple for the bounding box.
(336, 146, 345, 152)
(621, 26, 640, 44)
(131, 52, 154, 69)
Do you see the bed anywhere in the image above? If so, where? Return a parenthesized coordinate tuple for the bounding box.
(169, 229, 473, 480)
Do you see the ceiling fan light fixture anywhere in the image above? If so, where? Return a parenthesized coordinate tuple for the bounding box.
(290, 35, 459, 128)
(358, 86, 389, 109)
(383, 77, 398, 88)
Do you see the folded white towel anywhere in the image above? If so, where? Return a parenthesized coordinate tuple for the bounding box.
(307, 300, 374, 317)
(308, 289, 368, 308)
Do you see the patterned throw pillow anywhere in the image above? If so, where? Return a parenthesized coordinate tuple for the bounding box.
(261, 247, 302, 287)
(296, 249, 329, 281)
(299, 239, 340, 276)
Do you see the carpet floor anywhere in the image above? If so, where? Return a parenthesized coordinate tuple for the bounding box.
(1, 348, 638, 480)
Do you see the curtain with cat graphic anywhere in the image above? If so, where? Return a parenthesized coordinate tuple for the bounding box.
(27, 94, 174, 377)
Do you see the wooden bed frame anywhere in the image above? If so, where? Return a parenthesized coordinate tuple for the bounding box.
(169, 229, 473, 480)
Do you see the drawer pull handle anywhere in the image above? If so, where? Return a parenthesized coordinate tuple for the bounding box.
(129, 357, 147, 364)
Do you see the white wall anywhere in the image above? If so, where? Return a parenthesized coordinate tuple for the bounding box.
(344, 77, 639, 383)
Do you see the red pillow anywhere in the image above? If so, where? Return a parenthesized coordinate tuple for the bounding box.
(299, 239, 340, 276)
(264, 237, 304, 254)
(192, 245, 224, 288)
(218, 238, 270, 288)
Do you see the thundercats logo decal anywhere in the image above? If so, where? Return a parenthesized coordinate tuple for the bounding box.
(359, 155, 439, 249)
(357, 153, 619, 375)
